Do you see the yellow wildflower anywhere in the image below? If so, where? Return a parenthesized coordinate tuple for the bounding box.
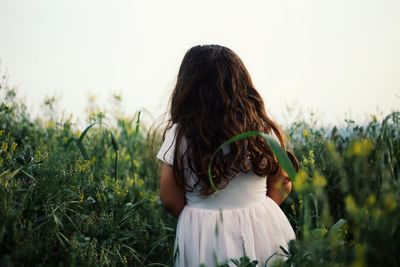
(74, 129, 81, 137)
(76, 160, 91, 173)
(11, 142, 17, 152)
(348, 138, 374, 157)
(113, 180, 128, 198)
(345, 195, 358, 214)
(327, 141, 335, 152)
(293, 170, 308, 192)
(309, 150, 315, 165)
(299, 198, 303, 208)
(291, 203, 296, 215)
(133, 159, 140, 169)
(384, 194, 397, 211)
(127, 178, 135, 187)
(136, 178, 145, 187)
(1, 142, 8, 152)
(366, 194, 376, 206)
(87, 174, 94, 183)
(312, 173, 327, 188)
(46, 121, 55, 129)
(303, 129, 310, 138)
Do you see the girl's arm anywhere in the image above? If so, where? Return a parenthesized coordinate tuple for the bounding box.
(159, 163, 186, 218)
(267, 170, 292, 205)
(268, 151, 298, 205)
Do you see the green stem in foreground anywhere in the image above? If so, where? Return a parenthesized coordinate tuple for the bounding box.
(207, 131, 297, 192)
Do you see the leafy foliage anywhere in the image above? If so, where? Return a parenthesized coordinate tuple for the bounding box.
(0, 79, 175, 266)
(1, 72, 399, 266)
(275, 112, 400, 267)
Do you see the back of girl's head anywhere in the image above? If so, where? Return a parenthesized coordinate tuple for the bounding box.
(171, 45, 258, 129)
(167, 44, 286, 194)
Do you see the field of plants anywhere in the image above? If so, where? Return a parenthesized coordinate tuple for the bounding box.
(0, 74, 399, 266)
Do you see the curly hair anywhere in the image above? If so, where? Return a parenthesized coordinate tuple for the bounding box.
(163, 44, 289, 195)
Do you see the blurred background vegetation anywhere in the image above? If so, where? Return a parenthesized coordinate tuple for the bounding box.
(0, 71, 399, 266)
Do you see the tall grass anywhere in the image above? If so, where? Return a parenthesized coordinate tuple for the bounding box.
(0, 80, 175, 266)
(273, 111, 400, 267)
(0, 73, 399, 266)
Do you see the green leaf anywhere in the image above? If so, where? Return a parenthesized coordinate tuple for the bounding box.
(0, 167, 22, 180)
(328, 218, 346, 238)
(208, 131, 297, 192)
(135, 110, 142, 135)
(75, 138, 89, 160)
(208, 131, 259, 191)
(310, 227, 328, 240)
(78, 122, 97, 143)
(279, 245, 290, 256)
(110, 131, 119, 150)
(261, 133, 297, 180)
(76, 122, 98, 160)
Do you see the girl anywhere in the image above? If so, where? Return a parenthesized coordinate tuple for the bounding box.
(157, 45, 296, 267)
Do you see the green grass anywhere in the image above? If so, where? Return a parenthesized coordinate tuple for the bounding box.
(0, 77, 399, 266)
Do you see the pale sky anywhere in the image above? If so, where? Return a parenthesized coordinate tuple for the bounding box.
(1, 0, 399, 126)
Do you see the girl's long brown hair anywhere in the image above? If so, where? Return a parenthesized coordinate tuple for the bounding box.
(162, 44, 288, 195)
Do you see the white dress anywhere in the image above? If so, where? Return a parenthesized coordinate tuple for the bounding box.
(157, 125, 295, 267)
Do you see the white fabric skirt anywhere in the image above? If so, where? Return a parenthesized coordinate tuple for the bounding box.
(173, 196, 295, 267)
